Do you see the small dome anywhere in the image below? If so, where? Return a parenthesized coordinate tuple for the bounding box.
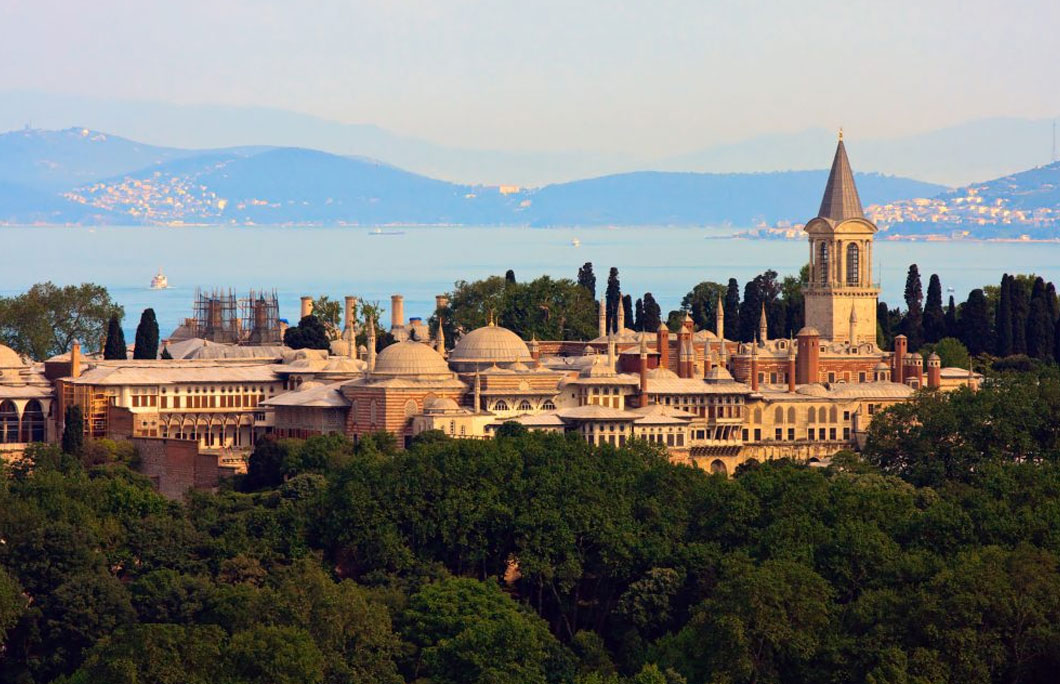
(646, 366, 679, 380)
(0, 344, 26, 367)
(298, 380, 325, 391)
(796, 326, 821, 337)
(450, 324, 531, 365)
(373, 341, 451, 377)
(874, 361, 891, 371)
(423, 396, 461, 412)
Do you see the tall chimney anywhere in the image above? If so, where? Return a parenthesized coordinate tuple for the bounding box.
(616, 292, 625, 333)
(927, 352, 941, 389)
(299, 296, 313, 320)
(70, 340, 82, 379)
(787, 337, 796, 393)
(366, 317, 377, 372)
(656, 323, 669, 371)
(390, 294, 404, 330)
(750, 342, 759, 391)
(598, 298, 607, 338)
(639, 333, 649, 407)
(796, 327, 820, 385)
(893, 335, 907, 384)
(716, 293, 725, 340)
(344, 296, 357, 335)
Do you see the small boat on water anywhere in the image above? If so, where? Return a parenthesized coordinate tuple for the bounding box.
(571, 238, 581, 247)
(150, 268, 170, 290)
(368, 228, 406, 236)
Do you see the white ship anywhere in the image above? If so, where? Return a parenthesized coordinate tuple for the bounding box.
(150, 268, 170, 290)
(571, 238, 581, 247)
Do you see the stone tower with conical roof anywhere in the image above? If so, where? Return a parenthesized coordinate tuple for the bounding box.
(803, 133, 880, 345)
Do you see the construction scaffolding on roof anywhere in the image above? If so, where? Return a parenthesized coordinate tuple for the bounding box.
(193, 288, 241, 344)
(240, 289, 282, 346)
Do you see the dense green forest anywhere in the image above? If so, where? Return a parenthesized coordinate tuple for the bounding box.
(6, 369, 1060, 683)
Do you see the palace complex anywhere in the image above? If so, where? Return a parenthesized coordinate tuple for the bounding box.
(0, 137, 980, 486)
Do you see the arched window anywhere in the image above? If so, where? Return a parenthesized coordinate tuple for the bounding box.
(808, 406, 816, 423)
(787, 407, 796, 424)
(518, 400, 533, 412)
(846, 243, 860, 286)
(753, 408, 762, 423)
(542, 400, 556, 410)
(404, 399, 418, 418)
(829, 406, 838, 422)
(818, 241, 830, 284)
(20, 400, 45, 443)
(710, 459, 727, 475)
(0, 401, 19, 443)
(493, 400, 509, 412)
(774, 406, 784, 424)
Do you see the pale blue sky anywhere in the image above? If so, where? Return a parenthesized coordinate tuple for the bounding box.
(1, 0, 1058, 156)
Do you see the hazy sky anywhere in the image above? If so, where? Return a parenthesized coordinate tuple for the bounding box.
(1, 0, 1058, 155)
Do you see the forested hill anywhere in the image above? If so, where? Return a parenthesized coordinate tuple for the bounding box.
(0, 126, 945, 226)
(5, 369, 1060, 683)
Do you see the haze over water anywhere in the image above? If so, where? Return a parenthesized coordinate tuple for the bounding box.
(2, 224, 1056, 341)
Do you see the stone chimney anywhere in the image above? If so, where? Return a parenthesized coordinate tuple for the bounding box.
(598, 298, 607, 338)
(716, 293, 725, 340)
(796, 327, 820, 385)
(639, 333, 649, 407)
(656, 323, 669, 371)
(893, 335, 908, 385)
(343, 296, 357, 335)
(616, 292, 625, 333)
(390, 294, 404, 330)
(750, 342, 759, 391)
(300, 296, 313, 320)
(70, 340, 82, 379)
(787, 337, 797, 393)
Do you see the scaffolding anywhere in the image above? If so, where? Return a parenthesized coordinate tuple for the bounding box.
(240, 289, 282, 346)
(193, 288, 240, 344)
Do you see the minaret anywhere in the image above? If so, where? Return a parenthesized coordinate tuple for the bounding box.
(616, 292, 625, 333)
(787, 336, 797, 393)
(598, 297, 607, 338)
(529, 334, 540, 361)
(703, 339, 712, 376)
(716, 293, 725, 340)
(366, 317, 377, 372)
(848, 303, 858, 346)
(473, 371, 482, 412)
(638, 333, 649, 407)
(758, 302, 768, 344)
(607, 334, 616, 371)
(750, 339, 759, 391)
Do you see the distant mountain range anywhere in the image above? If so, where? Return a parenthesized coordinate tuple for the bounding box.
(1, 92, 1057, 186)
(0, 127, 949, 227)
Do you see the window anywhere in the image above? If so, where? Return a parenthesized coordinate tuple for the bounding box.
(843, 427, 851, 440)
(542, 400, 555, 410)
(808, 428, 815, 440)
(808, 407, 816, 423)
(843, 411, 850, 420)
(775, 428, 782, 441)
(518, 400, 533, 411)
(858, 372, 866, 383)
(818, 241, 830, 283)
(20, 400, 45, 443)
(829, 406, 838, 422)
(754, 428, 761, 441)
(754, 408, 762, 423)
(829, 427, 837, 440)
(774, 407, 784, 424)
(846, 242, 860, 285)
(788, 428, 795, 441)
(828, 372, 836, 383)
(787, 407, 795, 423)
(493, 400, 509, 411)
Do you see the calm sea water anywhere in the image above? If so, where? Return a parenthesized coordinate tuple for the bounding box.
(2, 224, 1057, 340)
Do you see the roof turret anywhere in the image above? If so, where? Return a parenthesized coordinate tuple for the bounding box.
(818, 132, 864, 221)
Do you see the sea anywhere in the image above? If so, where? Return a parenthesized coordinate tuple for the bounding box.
(2, 224, 1057, 341)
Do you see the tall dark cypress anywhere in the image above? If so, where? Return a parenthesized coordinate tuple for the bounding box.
(960, 289, 992, 355)
(1047, 282, 1059, 324)
(642, 293, 662, 332)
(1027, 277, 1053, 360)
(577, 262, 596, 299)
(62, 405, 84, 455)
(996, 274, 1014, 357)
(103, 315, 126, 360)
(724, 278, 741, 340)
(1011, 277, 1030, 355)
(902, 264, 924, 351)
(133, 308, 160, 359)
(634, 298, 644, 332)
(605, 267, 621, 334)
(945, 295, 959, 339)
(877, 301, 892, 349)
(923, 274, 946, 343)
(504, 269, 516, 284)
(621, 294, 633, 332)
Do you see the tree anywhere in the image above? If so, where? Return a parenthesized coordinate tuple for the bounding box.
(62, 405, 84, 455)
(0, 567, 25, 645)
(924, 274, 946, 343)
(505, 269, 517, 284)
(577, 262, 596, 299)
(310, 295, 342, 333)
(103, 315, 127, 360)
(960, 289, 992, 355)
(1026, 277, 1054, 361)
(780, 270, 805, 337)
(902, 264, 924, 350)
(996, 274, 1014, 356)
(945, 295, 959, 339)
(642, 293, 662, 332)
(1011, 277, 1030, 355)
(877, 301, 893, 349)
(133, 308, 160, 359)
(724, 278, 740, 340)
(634, 298, 645, 332)
(284, 315, 331, 350)
(739, 270, 780, 342)
(622, 294, 634, 331)
(606, 267, 621, 334)
(227, 625, 325, 684)
(0, 282, 123, 361)
(928, 337, 970, 370)
(680, 282, 725, 331)
(67, 623, 225, 684)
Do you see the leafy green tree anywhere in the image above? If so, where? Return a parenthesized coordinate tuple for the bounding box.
(739, 270, 781, 342)
(945, 294, 959, 339)
(1012, 276, 1030, 355)
(132, 307, 160, 359)
(103, 314, 127, 360)
(0, 282, 123, 361)
(577, 262, 596, 299)
(227, 625, 325, 684)
(680, 281, 725, 331)
(65, 623, 225, 684)
(310, 294, 342, 331)
(924, 274, 946, 343)
(1026, 277, 1054, 360)
(244, 438, 290, 491)
(622, 294, 634, 331)
(634, 298, 644, 331)
(283, 315, 330, 350)
(0, 566, 26, 644)
(926, 337, 970, 370)
(62, 405, 84, 455)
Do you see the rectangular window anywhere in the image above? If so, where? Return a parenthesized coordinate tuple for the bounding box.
(754, 428, 761, 441)
(775, 428, 782, 441)
(808, 428, 815, 440)
(666, 434, 674, 446)
(858, 372, 866, 383)
(830, 427, 837, 440)
(676, 434, 684, 447)
(843, 427, 851, 440)
(770, 372, 777, 384)
(843, 411, 850, 420)
(788, 428, 795, 441)
(160, 397, 168, 409)
(828, 372, 836, 383)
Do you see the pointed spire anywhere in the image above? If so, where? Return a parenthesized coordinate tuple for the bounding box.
(759, 302, 768, 344)
(818, 133, 864, 221)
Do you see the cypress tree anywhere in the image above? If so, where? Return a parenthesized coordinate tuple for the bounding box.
(621, 294, 633, 332)
(504, 269, 516, 284)
(642, 293, 662, 332)
(724, 278, 741, 341)
(945, 295, 958, 339)
(62, 405, 84, 455)
(577, 262, 596, 299)
(996, 274, 1014, 357)
(902, 264, 924, 351)
(960, 289, 992, 355)
(877, 301, 892, 349)
(1011, 277, 1029, 355)
(923, 274, 946, 343)
(1047, 282, 1059, 324)
(605, 267, 621, 334)
(634, 298, 644, 332)
(133, 308, 160, 359)
(1027, 277, 1053, 360)
(103, 315, 126, 360)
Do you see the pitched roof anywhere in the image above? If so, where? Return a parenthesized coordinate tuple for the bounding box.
(818, 137, 864, 221)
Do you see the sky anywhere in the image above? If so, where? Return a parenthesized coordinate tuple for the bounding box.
(1, 0, 1059, 157)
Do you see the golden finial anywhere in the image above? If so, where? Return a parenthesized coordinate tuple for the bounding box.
(838, 127, 844, 142)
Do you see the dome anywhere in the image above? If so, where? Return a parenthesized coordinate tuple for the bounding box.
(373, 341, 452, 377)
(796, 326, 821, 337)
(424, 396, 461, 413)
(449, 324, 531, 366)
(0, 344, 25, 368)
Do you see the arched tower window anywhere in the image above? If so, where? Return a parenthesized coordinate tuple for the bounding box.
(0, 401, 18, 443)
(808, 406, 816, 423)
(818, 242, 830, 284)
(846, 243, 860, 286)
(20, 400, 45, 443)
(774, 407, 784, 424)
(787, 407, 796, 423)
